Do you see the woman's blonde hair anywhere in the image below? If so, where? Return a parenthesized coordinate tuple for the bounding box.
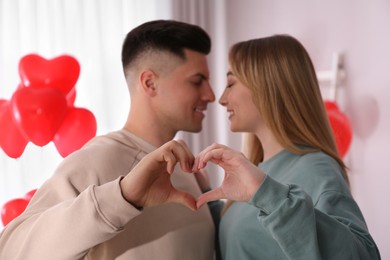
(223, 35, 348, 214)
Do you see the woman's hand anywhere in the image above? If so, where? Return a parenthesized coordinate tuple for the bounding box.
(193, 143, 266, 208)
(120, 140, 197, 211)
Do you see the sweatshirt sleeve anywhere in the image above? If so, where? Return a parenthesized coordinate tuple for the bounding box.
(249, 176, 381, 260)
(0, 176, 141, 260)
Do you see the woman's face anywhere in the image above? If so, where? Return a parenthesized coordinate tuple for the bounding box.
(219, 67, 263, 133)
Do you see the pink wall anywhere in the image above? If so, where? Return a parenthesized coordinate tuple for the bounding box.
(225, 0, 390, 258)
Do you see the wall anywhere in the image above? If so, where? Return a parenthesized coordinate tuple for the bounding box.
(225, 0, 390, 258)
(0, 0, 388, 256)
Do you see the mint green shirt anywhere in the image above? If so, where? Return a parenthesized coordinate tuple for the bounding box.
(219, 150, 380, 259)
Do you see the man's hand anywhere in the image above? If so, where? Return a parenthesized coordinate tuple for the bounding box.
(120, 140, 197, 211)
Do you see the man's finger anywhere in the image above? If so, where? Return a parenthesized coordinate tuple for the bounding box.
(173, 142, 193, 173)
(176, 139, 195, 170)
(162, 152, 177, 174)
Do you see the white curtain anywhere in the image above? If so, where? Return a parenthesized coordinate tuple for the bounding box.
(0, 0, 233, 209)
(0, 0, 173, 207)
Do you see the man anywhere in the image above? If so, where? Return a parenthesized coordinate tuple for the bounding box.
(0, 20, 216, 259)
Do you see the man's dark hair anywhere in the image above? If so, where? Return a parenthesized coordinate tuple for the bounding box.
(121, 20, 211, 70)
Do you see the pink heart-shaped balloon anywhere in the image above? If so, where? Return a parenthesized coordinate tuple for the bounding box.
(19, 54, 80, 95)
(10, 87, 68, 146)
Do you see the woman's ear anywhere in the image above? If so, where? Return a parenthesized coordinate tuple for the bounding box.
(140, 69, 158, 97)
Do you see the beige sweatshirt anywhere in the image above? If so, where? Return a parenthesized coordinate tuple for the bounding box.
(0, 130, 215, 259)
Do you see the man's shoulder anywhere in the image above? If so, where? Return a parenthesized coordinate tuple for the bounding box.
(51, 130, 148, 188)
(86, 130, 141, 150)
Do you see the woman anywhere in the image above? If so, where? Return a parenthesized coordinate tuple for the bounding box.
(194, 35, 381, 259)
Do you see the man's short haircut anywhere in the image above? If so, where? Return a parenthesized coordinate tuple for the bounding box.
(121, 20, 211, 70)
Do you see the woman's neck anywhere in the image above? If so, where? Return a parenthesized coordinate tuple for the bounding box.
(255, 129, 284, 162)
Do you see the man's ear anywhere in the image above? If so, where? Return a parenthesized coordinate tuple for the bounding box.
(140, 69, 158, 97)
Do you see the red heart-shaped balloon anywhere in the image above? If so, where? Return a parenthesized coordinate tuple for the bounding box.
(324, 100, 338, 112)
(1, 198, 29, 226)
(66, 88, 77, 107)
(19, 54, 80, 95)
(324, 101, 352, 158)
(10, 87, 68, 146)
(54, 107, 97, 157)
(24, 189, 38, 200)
(0, 99, 6, 107)
(0, 101, 29, 158)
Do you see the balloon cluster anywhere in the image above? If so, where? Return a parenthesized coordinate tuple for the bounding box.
(324, 100, 352, 158)
(0, 54, 97, 158)
(1, 189, 37, 226)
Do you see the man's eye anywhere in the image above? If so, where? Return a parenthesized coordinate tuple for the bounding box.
(192, 80, 203, 87)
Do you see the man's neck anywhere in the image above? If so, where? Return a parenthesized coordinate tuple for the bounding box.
(123, 120, 176, 148)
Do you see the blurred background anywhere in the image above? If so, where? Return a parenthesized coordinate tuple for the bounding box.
(1, 0, 389, 258)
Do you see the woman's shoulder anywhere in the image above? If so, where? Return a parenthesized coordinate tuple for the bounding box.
(287, 150, 350, 196)
(296, 150, 342, 176)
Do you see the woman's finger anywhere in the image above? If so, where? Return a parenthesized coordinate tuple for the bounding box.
(196, 187, 225, 209)
(193, 143, 226, 171)
(169, 190, 197, 211)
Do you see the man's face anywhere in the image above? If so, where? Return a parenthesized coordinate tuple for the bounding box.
(153, 49, 215, 133)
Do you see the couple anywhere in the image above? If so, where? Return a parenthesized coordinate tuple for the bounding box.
(0, 20, 380, 259)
